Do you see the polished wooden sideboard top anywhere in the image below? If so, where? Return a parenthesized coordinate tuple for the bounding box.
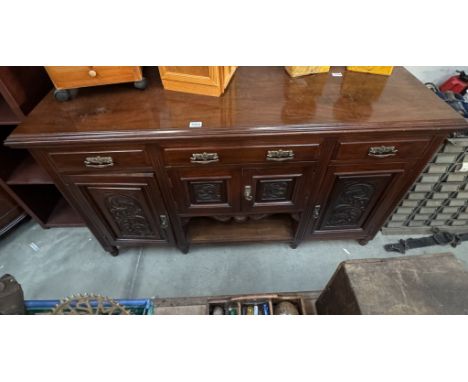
(6, 67, 466, 147)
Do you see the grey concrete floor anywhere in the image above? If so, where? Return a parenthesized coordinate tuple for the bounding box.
(1, 220, 468, 300)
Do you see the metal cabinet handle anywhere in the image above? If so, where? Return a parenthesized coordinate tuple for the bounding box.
(84, 156, 114, 168)
(244, 185, 253, 201)
(160, 215, 169, 229)
(190, 152, 219, 164)
(88, 69, 97, 78)
(313, 205, 321, 220)
(368, 146, 398, 158)
(266, 149, 295, 161)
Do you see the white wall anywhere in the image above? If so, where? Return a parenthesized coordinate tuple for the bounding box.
(405, 66, 468, 86)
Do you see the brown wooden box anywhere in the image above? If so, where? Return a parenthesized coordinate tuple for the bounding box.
(158, 66, 237, 97)
(316, 253, 468, 314)
(45, 66, 143, 90)
(208, 294, 306, 315)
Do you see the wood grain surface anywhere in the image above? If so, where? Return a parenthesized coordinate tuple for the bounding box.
(6, 67, 466, 147)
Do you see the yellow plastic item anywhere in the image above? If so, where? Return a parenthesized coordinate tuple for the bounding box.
(285, 66, 330, 78)
(346, 66, 394, 76)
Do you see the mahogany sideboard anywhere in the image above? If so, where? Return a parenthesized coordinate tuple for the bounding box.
(4, 67, 467, 255)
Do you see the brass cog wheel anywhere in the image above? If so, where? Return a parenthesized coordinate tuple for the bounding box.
(50, 293, 131, 315)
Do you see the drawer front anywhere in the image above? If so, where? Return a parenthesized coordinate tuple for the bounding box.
(334, 138, 431, 162)
(45, 66, 142, 89)
(163, 144, 320, 166)
(48, 148, 152, 173)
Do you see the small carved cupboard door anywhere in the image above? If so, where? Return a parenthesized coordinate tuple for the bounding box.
(313, 164, 407, 237)
(167, 167, 241, 215)
(65, 173, 172, 245)
(242, 164, 317, 214)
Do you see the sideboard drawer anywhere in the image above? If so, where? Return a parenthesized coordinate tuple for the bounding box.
(48, 148, 152, 172)
(334, 138, 432, 162)
(163, 144, 320, 166)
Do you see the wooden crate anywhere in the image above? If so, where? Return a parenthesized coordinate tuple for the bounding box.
(316, 253, 468, 314)
(158, 66, 237, 97)
(347, 66, 394, 76)
(284, 66, 330, 77)
(208, 293, 306, 315)
(153, 291, 319, 314)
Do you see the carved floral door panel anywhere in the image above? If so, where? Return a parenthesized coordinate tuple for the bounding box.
(241, 164, 317, 214)
(315, 164, 406, 234)
(65, 173, 170, 244)
(167, 167, 241, 215)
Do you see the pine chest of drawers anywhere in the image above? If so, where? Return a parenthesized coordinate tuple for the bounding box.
(5, 67, 467, 255)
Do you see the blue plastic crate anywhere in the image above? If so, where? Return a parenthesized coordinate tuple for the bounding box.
(24, 298, 154, 315)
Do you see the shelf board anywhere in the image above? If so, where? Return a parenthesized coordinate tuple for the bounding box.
(45, 197, 85, 228)
(188, 215, 294, 244)
(0, 96, 21, 125)
(6, 155, 54, 185)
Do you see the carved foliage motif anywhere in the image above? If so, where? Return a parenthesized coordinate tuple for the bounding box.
(106, 194, 153, 236)
(324, 180, 376, 227)
(191, 181, 224, 203)
(259, 180, 290, 201)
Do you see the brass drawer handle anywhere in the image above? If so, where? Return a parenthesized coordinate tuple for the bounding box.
(244, 185, 253, 201)
(190, 152, 219, 164)
(368, 146, 398, 158)
(84, 156, 114, 168)
(266, 149, 294, 161)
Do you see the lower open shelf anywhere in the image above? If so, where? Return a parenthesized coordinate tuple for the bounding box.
(187, 214, 294, 244)
(45, 197, 84, 228)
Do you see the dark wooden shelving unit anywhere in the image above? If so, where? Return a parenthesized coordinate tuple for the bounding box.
(0, 125, 26, 235)
(0, 146, 85, 229)
(0, 67, 84, 233)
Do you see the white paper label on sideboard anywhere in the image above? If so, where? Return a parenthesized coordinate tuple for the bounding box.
(189, 121, 203, 128)
(331, 72, 343, 77)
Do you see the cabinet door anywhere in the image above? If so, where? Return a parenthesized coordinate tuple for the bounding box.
(242, 164, 317, 214)
(167, 167, 241, 215)
(313, 164, 407, 236)
(66, 173, 171, 245)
